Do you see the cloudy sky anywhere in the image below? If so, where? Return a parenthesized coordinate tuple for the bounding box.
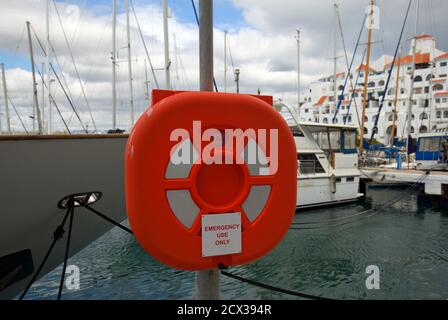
(0, 0, 446, 132)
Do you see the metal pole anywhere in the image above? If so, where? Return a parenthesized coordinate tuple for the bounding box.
(296, 29, 301, 110)
(197, 0, 219, 300)
(163, 0, 171, 89)
(26, 21, 43, 135)
(333, 1, 338, 109)
(224, 30, 227, 92)
(126, 0, 134, 126)
(112, 0, 117, 130)
(1, 63, 11, 133)
(144, 59, 150, 106)
(359, 0, 374, 155)
(41, 62, 45, 132)
(235, 68, 240, 94)
(46, 0, 51, 134)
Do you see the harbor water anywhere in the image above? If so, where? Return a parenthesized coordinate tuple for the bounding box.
(23, 187, 448, 300)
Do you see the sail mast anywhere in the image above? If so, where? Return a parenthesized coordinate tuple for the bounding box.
(26, 21, 43, 135)
(1, 63, 11, 133)
(296, 29, 301, 111)
(163, 0, 171, 89)
(46, 0, 51, 134)
(126, 0, 134, 126)
(112, 0, 117, 130)
(333, 1, 338, 109)
(406, 0, 419, 154)
(224, 30, 227, 92)
(391, 47, 402, 146)
(359, 0, 374, 155)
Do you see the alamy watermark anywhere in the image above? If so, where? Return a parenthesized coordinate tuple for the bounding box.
(365, 265, 380, 290)
(169, 121, 279, 175)
(64, 265, 80, 290)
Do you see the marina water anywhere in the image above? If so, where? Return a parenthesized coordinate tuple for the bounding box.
(23, 187, 448, 300)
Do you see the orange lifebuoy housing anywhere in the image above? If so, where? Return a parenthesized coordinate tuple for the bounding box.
(125, 90, 297, 271)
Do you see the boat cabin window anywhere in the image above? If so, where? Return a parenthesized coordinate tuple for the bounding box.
(311, 128, 357, 154)
(419, 137, 441, 152)
(289, 126, 304, 137)
(313, 131, 342, 152)
(343, 130, 357, 152)
(297, 154, 325, 174)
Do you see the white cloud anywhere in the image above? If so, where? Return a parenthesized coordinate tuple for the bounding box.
(0, 0, 447, 132)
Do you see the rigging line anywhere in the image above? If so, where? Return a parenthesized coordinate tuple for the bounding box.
(130, 0, 159, 89)
(221, 270, 333, 300)
(333, 11, 367, 122)
(30, 25, 77, 109)
(31, 25, 85, 130)
(190, 0, 219, 92)
(368, 0, 414, 145)
(51, 64, 87, 132)
(36, 67, 72, 133)
(12, 24, 26, 57)
(7, 97, 29, 134)
(53, 0, 97, 131)
(57, 206, 74, 300)
(344, 48, 366, 128)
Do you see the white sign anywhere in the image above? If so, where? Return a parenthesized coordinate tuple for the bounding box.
(202, 213, 242, 258)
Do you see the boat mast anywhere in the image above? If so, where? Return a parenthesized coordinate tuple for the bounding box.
(46, 0, 51, 134)
(296, 29, 301, 111)
(26, 21, 43, 135)
(163, 0, 171, 89)
(196, 0, 219, 300)
(359, 0, 374, 155)
(391, 47, 402, 146)
(126, 0, 134, 126)
(406, 0, 419, 154)
(333, 1, 338, 111)
(112, 0, 117, 130)
(224, 30, 227, 92)
(41, 62, 45, 132)
(144, 59, 150, 106)
(1, 63, 11, 133)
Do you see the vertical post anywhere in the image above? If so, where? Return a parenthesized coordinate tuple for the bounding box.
(26, 21, 43, 135)
(235, 68, 240, 94)
(296, 29, 301, 111)
(333, 1, 338, 109)
(391, 47, 402, 146)
(359, 0, 374, 155)
(41, 62, 45, 132)
(144, 59, 150, 106)
(224, 30, 227, 92)
(112, 0, 117, 130)
(197, 0, 219, 300)
(1, 63, 11, 133)
(126, 0, 134, 126)
(163, 0, 171, 89)
(46, 0, 52, 134)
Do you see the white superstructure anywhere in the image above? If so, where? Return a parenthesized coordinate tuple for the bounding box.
(299, 35, 448, 144)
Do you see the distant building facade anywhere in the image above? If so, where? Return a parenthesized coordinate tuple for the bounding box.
(299, 35, 448, 144)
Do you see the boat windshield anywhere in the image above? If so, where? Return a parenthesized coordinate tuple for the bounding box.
(311, 128, 357, 154)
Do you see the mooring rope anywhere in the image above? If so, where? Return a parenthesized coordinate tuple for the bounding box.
(220, 270, 333, 300)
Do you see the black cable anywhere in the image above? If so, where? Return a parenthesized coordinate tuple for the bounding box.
(57, 206, 75, 300)
(221, 270, 333, 300)
(81, 205, 133, 235)
(19, 207, 72, 300)
(191, 0, 219, 92)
